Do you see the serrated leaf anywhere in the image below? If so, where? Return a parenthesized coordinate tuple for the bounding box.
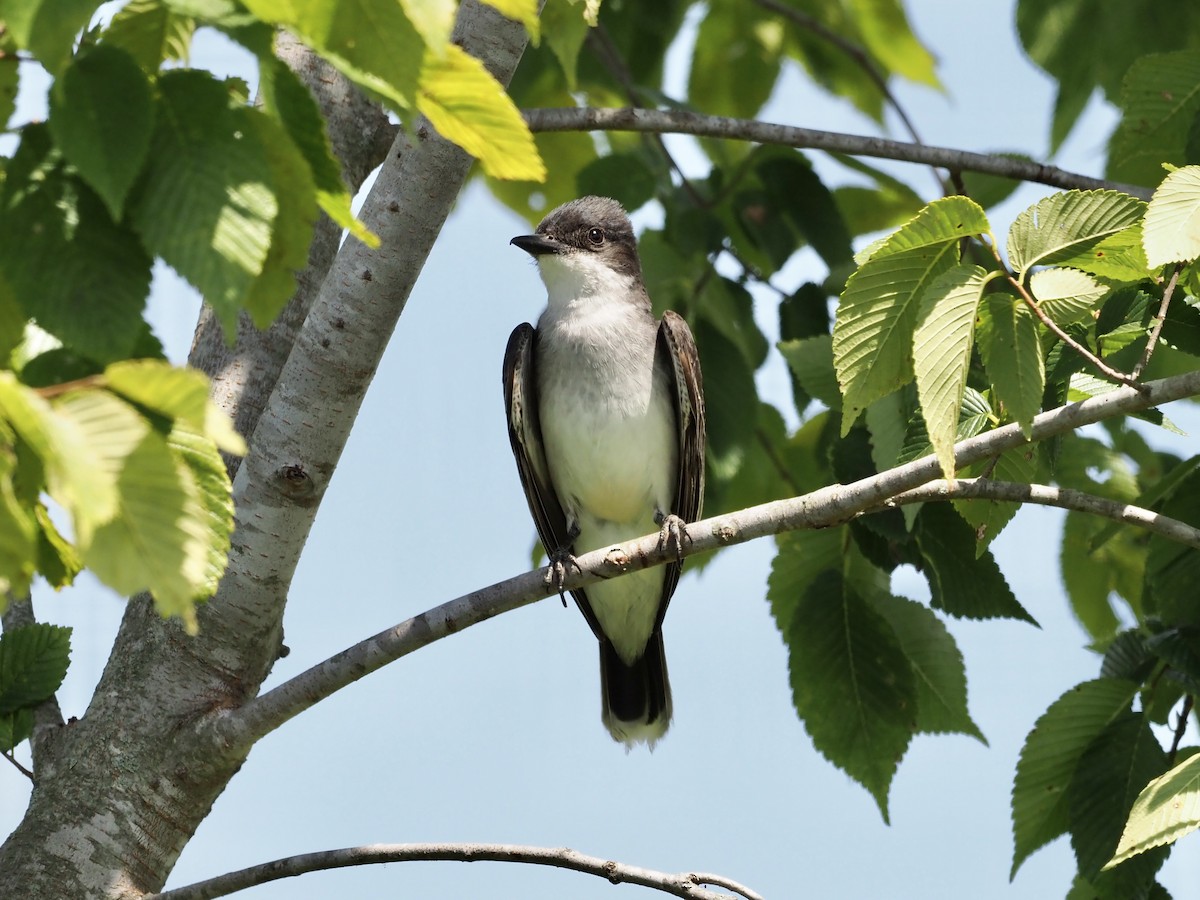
(1143, 468, 1200, 626)
(833, 196, 989, 431)
(168, 423, 234, 600)
(541, 0, 589, 89)
(1008, 190, 1147, 276)
(240, 0, 423, 112)
(915, 503, 1036, 623)
(1143, 165, 1200, 267)
(0, 622, 71, 714)
(1054, 221, 1152, 283)
(105, 360, 209, 428)
(400, 0, 456, 52)
(981, 294, 1044, 436)
(480, 0, 540, 42)
(49, 45, 155, 220)
(1109, 51, 1200, 188)
(1011, 678, 1139, 877)
(82, 428, 207, 632)
(913, 263, 990, 480)
(34, 504, 80, 590)
(1108, 752, 1200, 867)
(864, 389, 909, 477)
(766, 527, 846, 635)
(870, 593, 984, 741)
(102, 0, 196, 72)
(0, 707, 34, 753)
(1030, 267, 1109, 326)
(954, 445, 1040, 553)
(786, 570, 917, 822)
(778, 335, 840, 410)
(417, 43, 545, 181)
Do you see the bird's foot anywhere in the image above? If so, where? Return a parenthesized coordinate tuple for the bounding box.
(655, 512, 690, 561)
(545, 549, 581, 607)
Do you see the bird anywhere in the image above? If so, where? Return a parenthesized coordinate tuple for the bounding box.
(503, 196, 705, 748)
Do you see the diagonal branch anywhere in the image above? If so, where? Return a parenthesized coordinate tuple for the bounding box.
(145, 843, 763, 900)
(879, 478, 1200, 548)
(522, 107, 1152, 198)
(1132, 262, 1184, 380)
(204, 369, 1200, 753)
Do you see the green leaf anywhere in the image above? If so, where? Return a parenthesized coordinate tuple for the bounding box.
(0, 0, 103, 74)
(767, 527, 846, 636)
(870, 593, 984, 741)
(541, 0, 589, 88)
(0, 708, 34, 753)
(168, 423, 235, 601)
(83, 428, 208, 633)
(1030, 267, 1109, 326)
(0, 443, 36, 595)
(1053, 222, 1152, 283)
(864, 389, 909, 477)
(960, 154, 1031, 209)
(418, 43, 545, 181)
(1011, 678, 1140, 877)
(0, 125, 153, 363)
(913, 264, 990, 480)
(49, 45, 155, 220)
(1108, 752, 1200, 867)
(104, 360, 209, 428)
(399, 0, 456, 52)
(1008, 190, 1147, 276)
(0, 52, 17, 130)
(847, 0, 939, 88)
(0, 622, 71, 714)
(576, 152, 656, 212)
(1143, 165, 1200, 267)
(915, 503, 1036, 623)
(34, 504, 81, 590)
(102, 0, 196, 72)
(786, 570, 917, 822)
(778, 335, 841, 410)
(479, 0, 540, 42)
(131, 71, 281, 330)
(240, 0, 423, 113)
(1109, 51, 1200, 188)
(833, 196, 989, 432)
(981, 294, 1044, 435)
(689, 1, 782, 119)
(1143, 467, 1200, 626)
(954, 445, 1040, 553)
(1069, 714, 1169, 890)
(694, 321, 759, 480)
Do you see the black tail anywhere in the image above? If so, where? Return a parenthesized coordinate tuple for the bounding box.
(599, 631, 672, 747)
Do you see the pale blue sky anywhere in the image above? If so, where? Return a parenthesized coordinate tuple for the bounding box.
(3, 3, 1199, 898)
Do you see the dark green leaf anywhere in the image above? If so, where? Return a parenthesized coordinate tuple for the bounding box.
(576, 152, 657, 213)
(1100, 630, 1155, 683)
(689, 1, 781, 119)
(694, 319, 759, 478)
(0, 708, 34, 753)
(1109, 51, 1200, 188)
(0, 53, 17, 130)
(0, 622, 71, 714)
(767, 527, 846, 636)
(1143, 467, 1200, 626)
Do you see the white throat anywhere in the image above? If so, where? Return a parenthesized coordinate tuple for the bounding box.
(537, 251, 636, 312)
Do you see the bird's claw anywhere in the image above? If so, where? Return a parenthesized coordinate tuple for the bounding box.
(655, 512, 690, 562)
(545, 549, 582, 606)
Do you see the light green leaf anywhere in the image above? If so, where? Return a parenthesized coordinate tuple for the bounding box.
(417, 43, 545, 181)
(0, 622, 71, 714)
(542, 0, 589, 88)
(400, 0, 456, 53)
(954, 445, 1040, 553)
(168, 423, 235, 601)
(1008, 190, 1147, 276)
(778, 335, 840, 410)
(1108, 752, 1200, 867)
(913, 264, 990, 480)
(0, 441, 35, 596)
(1011, 678, 1140, 877)
(864, 390, 909, 478)
(786, 570, 917, 822)
(981, 294, 1043, 436)
(833, 196, 989, 432)
(1030, 267, 1108, 326)
(1051, 221, 1151, 283)
(83, 429, 207, 633)
(1109, 51, 1200, 188)
(0, 0, 102, 74)
(240, 0, 423, 112)
(848, 0, 939, 88)
(102, 0, 196, 72)
(689, 2, 783, 120)
(104, 360, 209, 428)
(480, 0, 540, 42)
(49, 45, 155, 221)
(1143, 165, 1200, 267)
(869, 593, 984, 741)
(34, 504, 81, 590)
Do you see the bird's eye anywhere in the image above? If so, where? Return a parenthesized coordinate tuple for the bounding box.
(587, 227, 604, 245)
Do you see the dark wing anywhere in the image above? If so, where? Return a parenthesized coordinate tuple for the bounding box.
(503, 324, 602, 636)
(654, 309, 706, 624)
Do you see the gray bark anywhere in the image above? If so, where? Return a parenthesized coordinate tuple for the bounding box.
(0, 4, 530, 897)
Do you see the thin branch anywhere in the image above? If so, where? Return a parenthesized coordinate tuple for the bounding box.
(145, 843, 762, 900)
(880, 478, 1200, 548)
(523, 107, 1152, 199)
(1002, 270, 1147, 392)
(1168, 695, 1194, 766)
(1132, 263, 1184, 380)
(204, 369, 1200, 754)
(1, 750, 32, 781)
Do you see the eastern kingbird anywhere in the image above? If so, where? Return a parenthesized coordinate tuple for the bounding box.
(504, 196, 706, 747)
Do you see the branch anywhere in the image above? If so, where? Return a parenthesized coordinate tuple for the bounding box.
(145, 843, 763, 900)
(1132, 263, 1184, 380)
(205, 369, 1200, 753)
(880, 478, 1200, 548)
(522, 107, 1152, 198)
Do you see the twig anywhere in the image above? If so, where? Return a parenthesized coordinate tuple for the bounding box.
(203, 369, 1200, 754)
(880, 478, 1200, 548)
(144, 843, 763, 900)
(1132, 263, 1184, 380)
(522, 107, 1152, 199)
(1003, 271, 1147, 392)
(1168, 694, 1194, 766)
(1, 750, 33, 780)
